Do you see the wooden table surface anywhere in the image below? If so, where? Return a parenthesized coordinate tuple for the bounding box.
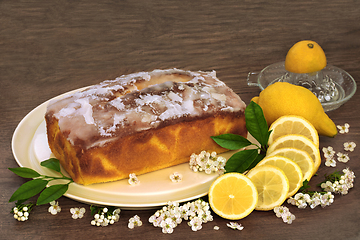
(1, 1, 360, 239)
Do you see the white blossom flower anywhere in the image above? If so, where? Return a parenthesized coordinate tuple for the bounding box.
(293, 193, 311, 208)
(344, 142, 356, 152)
(322, 146, 336, 159)
(287, 197, 297, 206)
(170, 172, 183, 183)
(161, 218, 176, 234)
(337, 123, 350, 134)
(70, 207, 86, 219)
(128, 173, 140, 185)
(213, 226, 220, 230)
(189, 151, 225, 174)
(343, 168, 356, 186)
(320, 192, 334, 207)
(281, 212, 296, 224)
(226, 222, 244, 230)
(128, 215, 143, 229)
(337, 152, 350, 163)
(321, 168, 355, 195)
(48, 201, 61, 215)
(273, 206, 296, 224)
(325, 158, 336, 167)
(309, 192, 322, 209)
(90, 206, 121, 227)
(149, 199, 213, 234)
(188, 217, 203, 231)
(273, 206, 289, 218)
(12, 204, 33, 222)
(321, 181, 335, 192)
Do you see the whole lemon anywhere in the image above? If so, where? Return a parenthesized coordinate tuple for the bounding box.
(285, 40, 327, 74)
(251, 82, 337, 137)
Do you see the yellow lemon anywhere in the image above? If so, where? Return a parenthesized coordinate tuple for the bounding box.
(268, 115, 319, 147)
(208, 173, 258, 220)
(246, 165, 289, 211)
(285, 40, 327, 74)
(256, 155, 303, 198)
(266, 147, 314, 181)
(252, 82, 337, 137)
(267, 134, 321, 175)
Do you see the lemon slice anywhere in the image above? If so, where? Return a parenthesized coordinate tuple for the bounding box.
(268, 115, 319, 147)
(266, 147, 314, 181)
(246, 165, 289, 211)
(267, 134, 321, 174)
(208, 173, 258, 220)
(256, 155, 303, 198)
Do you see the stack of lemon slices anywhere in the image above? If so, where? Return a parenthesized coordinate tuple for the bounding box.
(209, 115, 321, 219)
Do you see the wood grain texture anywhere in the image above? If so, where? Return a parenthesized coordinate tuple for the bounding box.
(1, 0, 360, 239)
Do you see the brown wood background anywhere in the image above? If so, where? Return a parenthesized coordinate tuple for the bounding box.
(1, 1, 360, 239)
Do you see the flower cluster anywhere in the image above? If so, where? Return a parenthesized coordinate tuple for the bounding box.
(320, 168, 355, 195)
(149, 199, 213, 234)
(90, 206, 121, 227)
(128, 215, 143, 229)
(189, 151, 226, 174)
(288, 168, 355, 209)
(169, 172, 183, 183)
(227, 222, 244, 230)
(48, 201, 61, 215)
(287, 192, 334, 209)
(128, 173, 140, 185)
(323, 142, 355, 167)
(12, 203, 34, 222)
(70, 207, 86, 219)
(274, 206, 295, 224)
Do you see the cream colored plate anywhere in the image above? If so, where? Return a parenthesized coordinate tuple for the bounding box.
(12, 88, 250, 209)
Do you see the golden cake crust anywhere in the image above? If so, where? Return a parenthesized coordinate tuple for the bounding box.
(46, 111, 246, 185)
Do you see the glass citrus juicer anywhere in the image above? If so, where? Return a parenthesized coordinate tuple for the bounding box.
(247, 62, 357, 112)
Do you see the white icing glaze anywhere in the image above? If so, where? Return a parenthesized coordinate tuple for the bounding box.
(46, 69, 246, 148)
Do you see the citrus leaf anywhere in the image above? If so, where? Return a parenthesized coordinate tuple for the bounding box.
(90, 205, 98, 215)
(225, 149, 258, 173)
(8, 167, 41, 178)
(247, 153, 266, 170)
(245, 101, 271, 147)
(36, 184, 69, 205)
(211, 134, 252, 150)
(9, 179, 48, 202)
(40, 158, 61, 173)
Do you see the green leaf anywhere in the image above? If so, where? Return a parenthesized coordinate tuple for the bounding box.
(300, 179, 311, 192)
(224, 149, 258, 173)
(40, 158, 61, 173)
(90, 205, 99, 216)
(36, 183, 69, 205)
(245, 101, 271, 147)
(247, 153, 266, 170)
(211, 134, 252, 150)
(9, 179, 48, 202)
(8, 167, 41, 178)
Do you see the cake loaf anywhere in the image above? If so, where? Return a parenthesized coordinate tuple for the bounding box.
(45, 69, 247, 185)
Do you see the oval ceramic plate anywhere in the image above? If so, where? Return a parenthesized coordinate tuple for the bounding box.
(12, 88, 249, 209)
